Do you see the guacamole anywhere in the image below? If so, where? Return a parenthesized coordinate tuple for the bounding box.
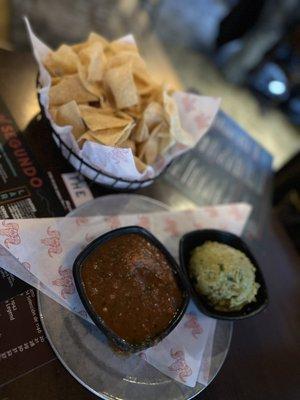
(189, 241, 260, 312)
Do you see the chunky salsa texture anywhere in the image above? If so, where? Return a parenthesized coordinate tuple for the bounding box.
(82, 233, 183, 344)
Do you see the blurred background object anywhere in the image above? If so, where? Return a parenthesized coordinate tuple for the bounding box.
(0, 0, 299, 251)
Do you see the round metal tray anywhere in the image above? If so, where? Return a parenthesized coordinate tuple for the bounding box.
(38, 194, 232, 400)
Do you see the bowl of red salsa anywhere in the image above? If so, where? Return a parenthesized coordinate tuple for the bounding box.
(73, 226, 190, 352)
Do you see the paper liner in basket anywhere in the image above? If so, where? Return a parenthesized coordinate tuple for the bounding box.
(25, 18, 220, 188)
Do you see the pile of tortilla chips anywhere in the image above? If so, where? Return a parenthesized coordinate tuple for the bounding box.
(43, 33, 190, 173)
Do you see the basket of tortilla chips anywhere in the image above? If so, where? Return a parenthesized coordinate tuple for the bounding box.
(26, 18, 220, 189)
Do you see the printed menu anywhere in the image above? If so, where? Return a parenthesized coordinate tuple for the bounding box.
(0, 98, 95, 386)
(0, 289, 55, 386)
(163, 110, 273, 239)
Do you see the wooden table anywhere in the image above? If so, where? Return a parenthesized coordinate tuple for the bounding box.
(0, 49, 299, 400)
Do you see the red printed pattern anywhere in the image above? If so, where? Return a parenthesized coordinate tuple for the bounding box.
(229, 205, 243, 221)
(52, 265, 75, 299)
(182, 95, 197, 113)
(41, 226, 62, 257)
(137, 215, 151, 230)
(204, 206, 219, 218)
(105, 216, 121, 230)
(164, 218, 179, 236)
(75, 217, 89, 226)
(194, 113, 210, 130)
(184, 210, 204, 229)
(168, 349, 192, 382)
(0, 221, 21, 249)
(184, 313, 203, 338)
(85, 232, 97, 243)
(22, 261, 31, 271)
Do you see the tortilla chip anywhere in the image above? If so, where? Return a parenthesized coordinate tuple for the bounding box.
(44, 45, 79, 76)
(55, 101, 86, 139)
(137, 135, 159, 165)
(130, 120, 149, 143)
(49, 107, 58, 121)
(104, 64, 139, 109)
(51, 77, 61, 86)
(106, 52, 146, 71)
(77, 131, 94, 148)
(163, 92, 193, 146)
(78, 42, 106, 82)
(76, 60, 104, 98)
(133, 156, 148, 173)
(151, 121, 174, 154)
(143, 102, 165, 129)
(82, 123, 133, 147)
(87, 32, 109, 48)
(106, 40, 138, 57)
(117, 139, 136, 154)
(124, 104, 143, 119)
(49, 75, 98, 106)
(71, 42, 89, 54)
(79, 105, 133, 131)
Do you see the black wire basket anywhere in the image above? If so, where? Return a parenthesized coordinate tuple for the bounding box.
(37, 84, 167, 191)
(51, 128, 157, 191)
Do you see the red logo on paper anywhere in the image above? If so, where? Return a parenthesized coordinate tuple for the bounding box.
(205, 206, 219, 218)
(184, 313, 203, 338)
(41, 226, 62, 258)
(164, 218, 179, 236)
(22, 261, 31, 271)
(229, 205, 243, 221)
(0, 220, 21, 249)
(184, 210, 204, 229)
(75, 217, 89, 226)
(168, 349, 192, 382)
(182, 95, 196, 113)
(105, 216, 121, 230)
(194, 221, 204, 229)
(194, 113, 210, 130)
(85, 232, 97, 243)
(52, 265, 75, 299)
(137, 215, 150, 230)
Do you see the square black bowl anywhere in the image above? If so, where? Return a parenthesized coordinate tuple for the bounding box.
(73, 226, 190, 352)
(179, 229, 268, 320)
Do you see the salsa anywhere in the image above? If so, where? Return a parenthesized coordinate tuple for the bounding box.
(81, 233, 183, 344)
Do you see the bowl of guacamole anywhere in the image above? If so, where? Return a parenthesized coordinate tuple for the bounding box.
(179, 229, 268, 319)
(189, 241, 259, 312)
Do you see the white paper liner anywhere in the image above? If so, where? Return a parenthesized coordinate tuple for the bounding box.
(0, 203, 251, 386)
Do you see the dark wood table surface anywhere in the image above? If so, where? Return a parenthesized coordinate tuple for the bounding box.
(0, 49, 299, 400)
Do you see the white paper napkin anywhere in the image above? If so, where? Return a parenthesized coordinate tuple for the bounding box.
(0, 203, 251, 386)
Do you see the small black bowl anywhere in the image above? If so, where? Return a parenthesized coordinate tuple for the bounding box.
(73, 226, 190, 352)
(179, 229, 268, 320)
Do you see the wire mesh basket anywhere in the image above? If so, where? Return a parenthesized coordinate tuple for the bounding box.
(37, 79, 168, 191)
(51, 128, 157, 190)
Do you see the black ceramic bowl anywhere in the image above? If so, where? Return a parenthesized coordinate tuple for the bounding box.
(180, 229, 268, 320)
(73, 226, 190, 352)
